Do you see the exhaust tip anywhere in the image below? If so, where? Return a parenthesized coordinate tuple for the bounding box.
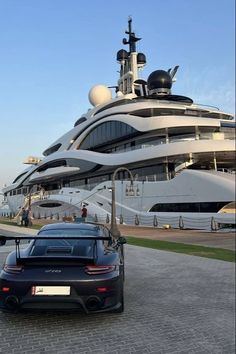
(86, 296, 101, 311)
(5, 295, 19, 310)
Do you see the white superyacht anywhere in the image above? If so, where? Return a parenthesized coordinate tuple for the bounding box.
(3, 18, 235, 229)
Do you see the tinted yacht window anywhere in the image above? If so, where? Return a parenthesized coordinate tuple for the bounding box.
(12, 171, 28, 184)
(74, 117, 87, 127)
(80, 121, 138, 150)
(43, 143, 62, 156)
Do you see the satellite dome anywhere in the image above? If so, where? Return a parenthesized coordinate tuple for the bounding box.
(147, 70, 172, 95)
(88, 85, 112, 107)
(116, 49, 128, 62)
(137, 52, 146, 65)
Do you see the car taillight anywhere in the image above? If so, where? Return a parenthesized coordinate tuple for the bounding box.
(3, 264, 24, 274)
(84, 265, 116, 275)
(96, 287, 112, 293)
(2, 287, 10, 292)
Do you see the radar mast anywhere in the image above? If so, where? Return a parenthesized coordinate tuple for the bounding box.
(116, 17, 146, 95)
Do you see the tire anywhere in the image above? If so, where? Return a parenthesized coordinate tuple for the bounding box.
(114, 278, 124, 313)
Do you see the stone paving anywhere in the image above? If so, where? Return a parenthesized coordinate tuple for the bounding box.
(0, 241, 235, 354)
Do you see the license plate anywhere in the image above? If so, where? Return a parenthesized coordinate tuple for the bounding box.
(32, 286, 71, 296)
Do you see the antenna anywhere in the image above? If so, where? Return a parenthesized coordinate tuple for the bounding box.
(122, 16, 141, 53)
(169, 65, 179, 80)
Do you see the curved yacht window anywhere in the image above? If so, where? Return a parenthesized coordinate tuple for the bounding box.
(130, 108, 184, 117)
(12, 171, 28, 184)
(218, 114, 234, 120)
(74, 117, 87, 127)
(79, 121, 138, 150)
(43, 143, 62, 156)
(38, 160, 67, 172)
(129, 108, 232, 119)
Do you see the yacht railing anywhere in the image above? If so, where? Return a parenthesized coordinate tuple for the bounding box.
(111, 131, 235, 153)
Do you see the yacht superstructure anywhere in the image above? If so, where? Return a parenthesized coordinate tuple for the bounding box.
(2, 18, 235, 228)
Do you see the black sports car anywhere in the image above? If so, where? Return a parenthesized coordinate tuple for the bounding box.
(0, 222, 126, 313)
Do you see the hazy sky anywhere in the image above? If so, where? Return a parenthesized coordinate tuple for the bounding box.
(0, 0, 235, 199)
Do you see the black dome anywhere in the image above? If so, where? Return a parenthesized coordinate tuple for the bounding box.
(116, 49, 128, 62)
(137, 52, 146, 65)
(147, 70, 172, 90)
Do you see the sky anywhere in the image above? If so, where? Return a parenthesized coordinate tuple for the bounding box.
(0, 0, 235, 200)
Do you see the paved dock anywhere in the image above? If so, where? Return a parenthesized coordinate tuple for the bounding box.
(0, 221, 235, 353)
(0, 242, 235, 353)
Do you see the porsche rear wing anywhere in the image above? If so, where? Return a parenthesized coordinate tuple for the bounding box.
(13, 256, 95, 265)
(0, 234, 112, 262)
(0, 234, 111, 243)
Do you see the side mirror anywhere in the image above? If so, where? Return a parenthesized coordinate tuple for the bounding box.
(118, 236, 127, 245)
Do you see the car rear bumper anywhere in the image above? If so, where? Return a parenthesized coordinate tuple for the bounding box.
(0, 277, 123, 313)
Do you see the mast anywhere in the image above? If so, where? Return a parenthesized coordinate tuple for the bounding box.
(123, 16, 141, 54)
(116, 17, 146, 94)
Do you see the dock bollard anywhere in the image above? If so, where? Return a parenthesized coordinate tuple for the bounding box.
(135, 214, 139, 226)
(179, 215, 184, 230)
(211, 217, 217, 232)
(153, 215, 158, 227)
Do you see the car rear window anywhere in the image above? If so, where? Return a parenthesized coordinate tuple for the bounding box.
(31, 239, 95, 257)
(32, 228, 101, 257)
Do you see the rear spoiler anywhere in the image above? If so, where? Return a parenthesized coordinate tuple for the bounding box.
(0, 234, 111, 244)
(14, 256, 95, 265)
(0, 234, 112, 261)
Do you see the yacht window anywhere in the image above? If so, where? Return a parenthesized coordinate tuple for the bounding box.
(130, 108, 185, 117)
(43, 143, 62, 157)
(58, 163, 172, 190)
(22, 187, 28, 195)
(74, 117, 87, 127)
(130, 108, 234, 120)
(79, 121, 138, 150)
(12, 171, 28, 184)
(150, 201, 231, 213)
(40, 203, 62, 208)
(38, 160, 67, 172)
